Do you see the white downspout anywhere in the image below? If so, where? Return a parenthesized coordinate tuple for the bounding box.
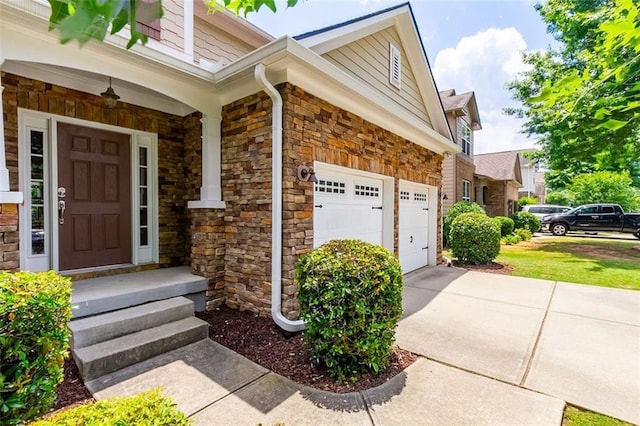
(254, 64, 305, 332)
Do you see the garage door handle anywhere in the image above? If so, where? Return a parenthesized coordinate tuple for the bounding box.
(372, 206, 383, 210)
(315, 204, 323, 208)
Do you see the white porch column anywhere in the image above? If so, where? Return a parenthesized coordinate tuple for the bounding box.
(188, 110, 225, 209)
(0, 58, 24, 204)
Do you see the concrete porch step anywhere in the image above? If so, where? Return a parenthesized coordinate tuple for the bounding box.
(73, 316, 209, 381)
(69, 297, 195, 349)
(71, 267, 208, 318)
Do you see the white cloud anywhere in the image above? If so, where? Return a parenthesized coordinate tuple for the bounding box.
(433, 27, 536, 153)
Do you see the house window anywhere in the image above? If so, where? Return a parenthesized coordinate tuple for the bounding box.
(139, 147, 150, 247)
(389, 43, 402, 90)
(462, 180, 471, 202)
(136, 0, 162, 41)
(29, 130, 46, 256)
(482, 186, 488, 205)
(460, 122, 472, 156)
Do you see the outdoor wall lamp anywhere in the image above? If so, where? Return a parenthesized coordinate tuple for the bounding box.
(101, 77, 120, 109)
(442, 193, 448, 200)
(297, 165, 318, 184)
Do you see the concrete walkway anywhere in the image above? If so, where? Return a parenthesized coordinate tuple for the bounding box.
(398, 266, 640, 424)
(84, 266, 640, 425)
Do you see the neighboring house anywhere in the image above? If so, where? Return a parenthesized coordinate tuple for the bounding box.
(439, 89, 482, 216)
(474, 151, 523, 217)
(0, 3, 457, 323)
(517, 150, 547, 203)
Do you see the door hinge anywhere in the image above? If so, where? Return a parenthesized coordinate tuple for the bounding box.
(423, 208, 429, 211)
(422, 246, 428, 250)
(372, 206, 383, 210)
(314, 204, 323, 208)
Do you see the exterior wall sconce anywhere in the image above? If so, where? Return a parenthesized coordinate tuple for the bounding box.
(442, 193, 448, 200)
(297, 165, 318, 183)
(101, 77, 120, 109)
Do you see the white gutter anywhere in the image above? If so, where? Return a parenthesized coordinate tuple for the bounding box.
(254, 63, 305, 332)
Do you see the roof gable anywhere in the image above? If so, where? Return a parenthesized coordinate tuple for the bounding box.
(295, 3, 452, 141)
(475, 151, 523, 184)
(439, 89, 482, 129)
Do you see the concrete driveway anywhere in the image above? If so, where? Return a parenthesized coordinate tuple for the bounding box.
(397, 266, 640, 424)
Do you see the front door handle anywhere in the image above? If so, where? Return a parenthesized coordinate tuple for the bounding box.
(58, 200, 66, 225)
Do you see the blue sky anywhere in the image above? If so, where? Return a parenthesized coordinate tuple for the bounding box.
(247, 0, 556, 154)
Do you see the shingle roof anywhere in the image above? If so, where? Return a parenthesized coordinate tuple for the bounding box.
(439, 90, 474, 112)
(474, 151, 522, 183)
(294, 2, 410, 40)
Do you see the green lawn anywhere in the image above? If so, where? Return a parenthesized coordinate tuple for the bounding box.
(494, 236, 639, 290)
(564, 405, 633, 426)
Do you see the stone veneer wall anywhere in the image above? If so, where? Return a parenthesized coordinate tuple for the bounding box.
(1, 72, 196, 268)
(0, 204, 19, 271)
(207, 83, 443, 317)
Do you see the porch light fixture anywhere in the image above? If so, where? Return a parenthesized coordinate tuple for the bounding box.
(101, 77, 120, 109)
(297, 165, 318, 184)
(442, 193, 448, 200)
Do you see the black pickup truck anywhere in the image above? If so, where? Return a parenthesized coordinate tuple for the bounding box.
(542, 204, 640, 238)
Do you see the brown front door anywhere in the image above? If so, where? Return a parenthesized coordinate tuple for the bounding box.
(58, 123, 131, 270)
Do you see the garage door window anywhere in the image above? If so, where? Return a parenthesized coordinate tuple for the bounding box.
(355, 183, 380, 198)
(315, 178, 346, 195)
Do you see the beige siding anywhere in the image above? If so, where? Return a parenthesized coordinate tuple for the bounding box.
(442, 155, 456, 215)
(161, 0, 184, 51)
(322, 27, 431, 127)
(194, 17, 254, 66)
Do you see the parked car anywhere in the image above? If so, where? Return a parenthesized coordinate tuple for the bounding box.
(521, 204, 572, 220)
(542, 203, 640, 238)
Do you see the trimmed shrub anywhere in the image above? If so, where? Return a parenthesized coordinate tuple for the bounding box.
(511, 211, 541, 232)
(1, 271, 72, 425)
(31, 388, 191, 425)
(443, 201, 486, 244)
(449, 213, 501, 264)
(514, 227, 533, 241)
(502, 234, 522, 245)
(518, 196, 537, 206)
(493, 216, 515, 237)
(296, 239, 403, 382)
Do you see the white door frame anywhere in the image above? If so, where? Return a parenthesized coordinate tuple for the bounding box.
(18, 108, 159, 272)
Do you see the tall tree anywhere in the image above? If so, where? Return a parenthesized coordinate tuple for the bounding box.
(507, 0, 640, 190)
(46, 0, 300, 48)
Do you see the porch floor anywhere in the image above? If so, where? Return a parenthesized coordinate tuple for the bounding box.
(71, 267, 208, 318)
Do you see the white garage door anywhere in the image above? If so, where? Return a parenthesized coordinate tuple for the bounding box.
(313, 170, 384, 247)
(399, 181, 430, 273)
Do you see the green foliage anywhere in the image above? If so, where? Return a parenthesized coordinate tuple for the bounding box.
(569, 171, 640, 212)
(46, 0, 303, 48)
(511, 211, 541, 233)
(518, 196, 537, 206)
(296, 240, 403, 382)
(0, 272, 72, 425)
(444, 201, 486, 244)
(514, 228, 533, 241)
(502, 234, 523, 245)
(31, 388, 191, 425)
(449, 213, 501, 264)
(546, 191, 575, 206)
(564, 405, 633, 426)
(507, 0, 640, 190)
(493, 216, 515, 237)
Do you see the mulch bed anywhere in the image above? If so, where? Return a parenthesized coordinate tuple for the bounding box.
(453, 261, 515, 274)
(54, 306, 417, 411)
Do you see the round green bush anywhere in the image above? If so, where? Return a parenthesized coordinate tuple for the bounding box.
(1, 272, 72, 425)
(502, 234, 522, 245)
(444, 201, 486, 244)
(493, 216, 515, 237)
(449, 213, 501, 264)
(296, 239, 403, 381)
(511, 211, 541, 232)
(514, 227, 533, 241)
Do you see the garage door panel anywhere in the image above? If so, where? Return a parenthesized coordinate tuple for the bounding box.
(313, 169, 383, 249)
(399, 182, 430, 274)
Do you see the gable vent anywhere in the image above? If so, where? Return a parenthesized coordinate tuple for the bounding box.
(389, 43, 402, 90)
